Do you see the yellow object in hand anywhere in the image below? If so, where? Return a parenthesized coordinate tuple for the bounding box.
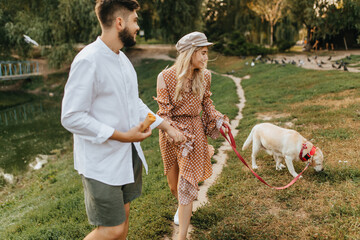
(140, 113, 156, 132)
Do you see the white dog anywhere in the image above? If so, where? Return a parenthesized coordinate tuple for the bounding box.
(242, 123, 324, 177)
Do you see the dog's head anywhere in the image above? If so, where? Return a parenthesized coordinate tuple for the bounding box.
(311, 147, 324, 171)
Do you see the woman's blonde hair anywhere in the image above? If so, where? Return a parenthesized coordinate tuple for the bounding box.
(173, 47, 206, 102)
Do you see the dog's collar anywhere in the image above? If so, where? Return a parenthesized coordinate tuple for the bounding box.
(299, 143, 316, 162)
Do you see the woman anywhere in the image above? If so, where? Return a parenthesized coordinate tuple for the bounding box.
(155, 32, 229, 240)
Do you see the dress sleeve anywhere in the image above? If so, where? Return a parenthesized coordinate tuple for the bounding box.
(154, 73, 195, 156)
(201, 71, 229, 139)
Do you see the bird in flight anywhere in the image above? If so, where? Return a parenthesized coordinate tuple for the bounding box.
(23, 35, 39, 46)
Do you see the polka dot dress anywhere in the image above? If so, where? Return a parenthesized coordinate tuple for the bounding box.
(155, 66, 229, 205)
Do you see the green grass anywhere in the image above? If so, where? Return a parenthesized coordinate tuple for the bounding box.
(3, 52, 359, 239)
(339, 54, 360, 64)
(190, 54, 360, 239)
(0, 59, 238, 239)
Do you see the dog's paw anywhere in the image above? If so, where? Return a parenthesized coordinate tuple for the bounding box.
(252, 164, 259, 169)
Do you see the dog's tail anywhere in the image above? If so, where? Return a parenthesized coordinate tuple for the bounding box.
(242, 127, 255, 151)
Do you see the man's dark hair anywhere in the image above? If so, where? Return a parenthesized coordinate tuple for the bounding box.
(95, 0, 140, 28)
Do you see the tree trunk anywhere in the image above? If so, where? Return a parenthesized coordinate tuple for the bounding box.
(343, 36, 348, 50)
(304, 26, 312, 52)
(270, 23, 274, 46)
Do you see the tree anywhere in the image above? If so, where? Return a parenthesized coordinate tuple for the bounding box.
(287, 0, 320, 51)
(289, 0, 360, 50)
(156, 0, 203, 43)
(0, 0, 99, 67)
(204, 0, 254, 42)
(138, 0, 158, 41)
(319, 0, 360, 49)
(248, 0, 286, 46)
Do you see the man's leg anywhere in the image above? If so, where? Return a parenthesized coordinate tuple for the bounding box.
(84, 202, 130, 240)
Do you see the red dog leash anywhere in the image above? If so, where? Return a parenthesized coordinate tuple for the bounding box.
(220, 124, 310, 190)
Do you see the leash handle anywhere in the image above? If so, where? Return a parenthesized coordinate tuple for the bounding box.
(220, 124, 309, 190)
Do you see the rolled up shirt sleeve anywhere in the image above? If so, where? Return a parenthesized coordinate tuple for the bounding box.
(61, 58, 115, 144)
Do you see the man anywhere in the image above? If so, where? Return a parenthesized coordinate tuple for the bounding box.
(61, 1, 184, 239)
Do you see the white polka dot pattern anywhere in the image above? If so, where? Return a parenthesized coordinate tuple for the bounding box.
(155, 66, 229, 205)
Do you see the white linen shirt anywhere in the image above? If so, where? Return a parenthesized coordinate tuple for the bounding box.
(61, 37, 163, 186)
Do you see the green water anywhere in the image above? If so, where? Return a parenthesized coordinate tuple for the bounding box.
(0, 74, 71, 174)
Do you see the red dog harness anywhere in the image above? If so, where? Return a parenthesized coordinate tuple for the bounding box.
(299, 143, 316, 162)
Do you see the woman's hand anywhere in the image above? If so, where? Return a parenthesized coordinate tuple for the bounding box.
(167, 128, 186, 145)
(221, 122, 230, 135)
(157, 120, 186, 144)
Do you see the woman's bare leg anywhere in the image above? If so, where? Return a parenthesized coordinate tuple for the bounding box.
(167, 163, 179, 198)
(178, 202, 193, 240)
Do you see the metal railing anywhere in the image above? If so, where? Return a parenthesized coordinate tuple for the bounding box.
(0, 61, 40, 81)
(0, 102, 44, 126)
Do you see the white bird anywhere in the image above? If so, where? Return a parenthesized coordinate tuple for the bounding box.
(298, 60, 304, 67)
(23, 34, 39, 46)
(251, 61, 255, 67)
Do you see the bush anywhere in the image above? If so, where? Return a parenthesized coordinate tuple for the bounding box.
(212, 31, 275, 57)
(276, 40, 295, 52)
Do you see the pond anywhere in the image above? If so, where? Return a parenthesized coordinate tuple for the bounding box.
(0, 73, 71, 175)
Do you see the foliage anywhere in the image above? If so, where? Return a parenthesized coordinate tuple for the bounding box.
(204, 0, 254, 43)
(275, 15, 301, 44)
(1, 0, 360, 66)
(0, 0, 99, 67)
(317, 0, 360, 48)
(0, 9, 12, 58)
(276, 39, 295, 52)
(212, 31, 275, 57)
(156, 0, 203, 43)
(288, 0, 360, 50)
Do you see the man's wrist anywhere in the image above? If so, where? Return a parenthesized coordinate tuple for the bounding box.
(109, 129, 129, 142)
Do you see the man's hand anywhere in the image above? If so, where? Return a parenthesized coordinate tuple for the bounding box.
(110, 122, 152, 142)
(126, 123, 152, 142)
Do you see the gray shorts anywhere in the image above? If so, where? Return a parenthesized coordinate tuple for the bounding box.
(81, 144, 143, 227)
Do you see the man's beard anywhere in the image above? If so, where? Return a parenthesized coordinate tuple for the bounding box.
(119, 27, 136, 47)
